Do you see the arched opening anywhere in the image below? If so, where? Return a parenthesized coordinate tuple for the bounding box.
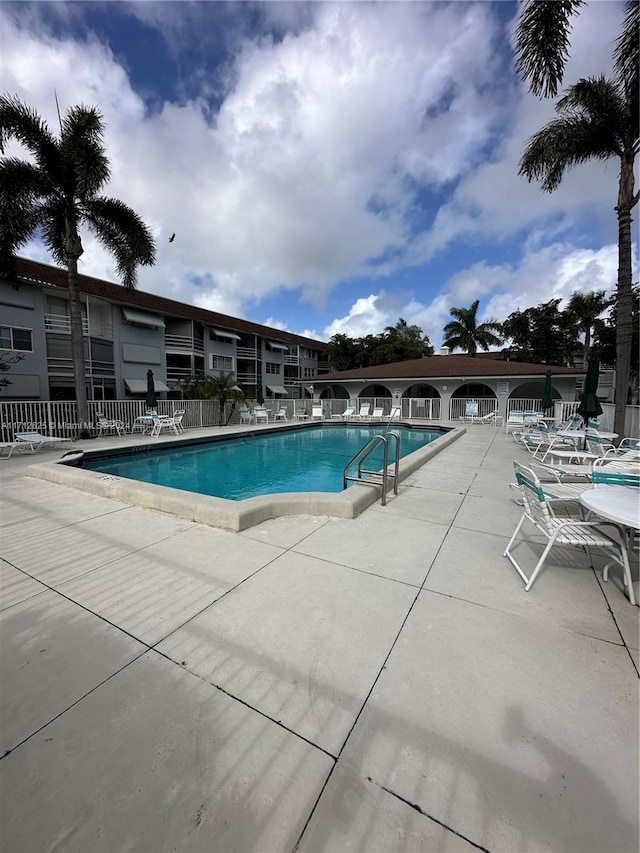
(318, 385, 349, 400)
(452, 383, 496, 400)
(402, 383, 440, 398)
(360, 384, 392, 398)
(509, 381, 561, 401)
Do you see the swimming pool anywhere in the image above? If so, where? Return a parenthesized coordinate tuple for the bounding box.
(82, 424, 444, 500)
(28, 421, 462, 531)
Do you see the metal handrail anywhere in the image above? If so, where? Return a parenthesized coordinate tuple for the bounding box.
(343, 431, 400, 506)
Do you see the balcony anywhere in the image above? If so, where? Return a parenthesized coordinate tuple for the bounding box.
(44, 314, 90, 336)
(165, 334, 205, 354)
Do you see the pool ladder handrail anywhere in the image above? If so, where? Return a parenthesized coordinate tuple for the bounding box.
(343, 431, 400, 506)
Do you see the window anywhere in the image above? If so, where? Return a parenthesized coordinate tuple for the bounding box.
(210, 354, 233, 371)
(0, 326, 32, 351)
(303, 367, 316, 378)
(265, 362, 280, 375)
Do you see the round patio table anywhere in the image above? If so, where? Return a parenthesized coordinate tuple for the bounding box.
(580, 486, 640, 529)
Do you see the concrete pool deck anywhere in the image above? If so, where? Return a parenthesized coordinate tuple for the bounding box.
(0, 421, 638, 852)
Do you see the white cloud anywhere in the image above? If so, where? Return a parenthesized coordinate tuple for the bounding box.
(322, 241, 624, 348)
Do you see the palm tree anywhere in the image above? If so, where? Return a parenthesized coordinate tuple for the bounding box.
(442, 299, 502, 356)
(515, 0, 639, 437)
(518, 75, 638, 434)
(0, 95, 155, 434)
(209, 373, 246, 426)
(565, 289, 610, 363)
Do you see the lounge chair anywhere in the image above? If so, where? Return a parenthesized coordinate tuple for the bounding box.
(356, 403, 371, 420)
(340, 405, 356, 420)
(387, 407, 401, 421)
(311, 403, 323, 419)
(96, 412, 124, 437)
(370, 407, 384, 419)
(15, 432, 72, 451)
(505, 461, 634, 602)
(295, 407, 310, 420)
(0, 441, 37, 459)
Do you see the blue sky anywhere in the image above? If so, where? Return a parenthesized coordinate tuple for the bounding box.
(1, 1, 634, 346)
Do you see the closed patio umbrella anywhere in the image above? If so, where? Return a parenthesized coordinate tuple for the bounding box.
(541, 371, 554, 411)
(145, 369, 157, 409)
(577, 351, 603, 422)
(256, 376, 264, 405)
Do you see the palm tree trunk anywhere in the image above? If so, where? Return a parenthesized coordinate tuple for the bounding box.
(614, 203, 633, 438)
(65, 218, 90, 437)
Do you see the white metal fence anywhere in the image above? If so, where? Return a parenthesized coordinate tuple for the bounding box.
(1, 397, 637, 442)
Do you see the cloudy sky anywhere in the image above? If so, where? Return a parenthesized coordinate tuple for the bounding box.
(1, 1, 634, 345)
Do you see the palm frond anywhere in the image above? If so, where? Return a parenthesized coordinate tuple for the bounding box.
(82, 196, 156, 287)
(39, 199, 68, 265)
(59, 104, 110, 198)
(0, 94, 60, 177)
(614, 0, 639, 90)
(515, 0, 586, 98)
(520, 114, 622, 192)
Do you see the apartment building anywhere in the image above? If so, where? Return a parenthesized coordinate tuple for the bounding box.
(0, 258, 330, 402)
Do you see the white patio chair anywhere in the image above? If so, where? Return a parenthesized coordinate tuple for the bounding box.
(96, 412, 124, 437)
(311, 403, 323, 419)
(274, 407, 288, 421)
(238, 407, 253, 424)
(253, 407, 269, 424)
(172, 410, 186, 433)
(149, 413, 180, 437)
(505, 461, 634, 603)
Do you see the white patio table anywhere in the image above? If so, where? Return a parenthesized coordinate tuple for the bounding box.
(580, 486, 640, 530)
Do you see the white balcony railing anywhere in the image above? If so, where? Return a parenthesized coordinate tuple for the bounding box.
(44, 314, 90, 335)
(164, 334, 205, 354)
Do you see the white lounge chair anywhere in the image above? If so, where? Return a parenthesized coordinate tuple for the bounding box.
(295, 407, 310, 420)
(96, 412, 124, 437)
(311, 403, 323, 420)
(370, 407, 384, 419)
(15, 432, 72, 451)
(387, 407, 401, 421)
(505, 461, 635, 603)
(0, 441, 37, 459)
(356, 403, 371, 420)
(340, 405, 356, 420)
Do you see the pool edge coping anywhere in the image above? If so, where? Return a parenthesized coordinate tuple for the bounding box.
(25, 424, 465, 532)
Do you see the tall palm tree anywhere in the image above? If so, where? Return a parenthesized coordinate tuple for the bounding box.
(518, 74, 638, 434)
(565, 289, 610, 363)
(515, 0, 639, 436)
(0, 95, 156, 434)
(442, 299, 503, 356)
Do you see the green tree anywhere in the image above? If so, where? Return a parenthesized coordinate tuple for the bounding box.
(378, 317, 434, 363)
(179, 371, 245, 425)
(442, 299, 502, 356)
(0, 95, 156, 434)
(502, 299, 580, 365)
(565, 289, 610, 363)
(326, 333, 362, 372)
(516, 0, 638, 444)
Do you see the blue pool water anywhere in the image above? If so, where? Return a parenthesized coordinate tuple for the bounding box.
(83, 424, 444, 500)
